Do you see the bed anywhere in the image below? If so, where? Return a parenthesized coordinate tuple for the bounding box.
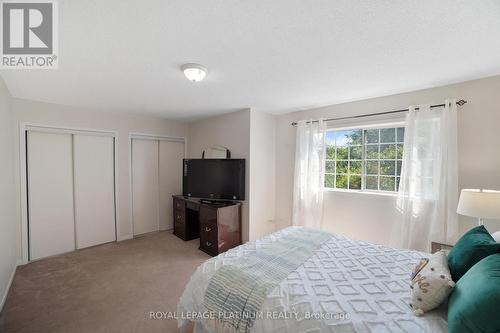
(178, 226, 447, 333)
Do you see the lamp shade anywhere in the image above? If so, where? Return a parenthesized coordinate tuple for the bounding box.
(457, 189, 500, 219)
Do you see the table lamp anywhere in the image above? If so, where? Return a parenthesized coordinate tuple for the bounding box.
(457, 189, 500, 226)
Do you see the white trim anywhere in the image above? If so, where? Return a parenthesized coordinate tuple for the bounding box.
(117, 234, 133, 241)
(25, 131, 32, 262)
(129, 137, 134, 237)
(323, 188, 398, 197)
(24, 123, 115, 137)
(19, 123, 29, 264)
(0, 263, 17, 312)
(71, 135, 78, 250)
(19, 123, 119, 264)
(113, 137, 121, 246)
(327, 121, 405, 131)
(157, 140, 161, 233)
(129, 133, 186, 237)
(129, 132, 186, 143)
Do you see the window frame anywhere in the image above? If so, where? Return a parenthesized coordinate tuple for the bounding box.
(324, 122, 405, 195)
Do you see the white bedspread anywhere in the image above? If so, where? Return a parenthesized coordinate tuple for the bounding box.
(178, 227, 447, 333)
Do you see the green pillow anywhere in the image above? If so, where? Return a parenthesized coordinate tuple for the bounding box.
(447, 225, 500, 281)
(448, 254, 500, 333)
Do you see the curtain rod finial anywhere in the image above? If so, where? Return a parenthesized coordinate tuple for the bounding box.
(457, 99, 467, 106)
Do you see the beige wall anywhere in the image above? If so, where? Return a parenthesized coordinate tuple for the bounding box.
(186, 109, 278, 242)
(12, 98, 189, 261)
(187, 109, 251, 241)
(0, 77, 18, 310)
(275, 75, 500, 246)
(249, 110, 276, 240)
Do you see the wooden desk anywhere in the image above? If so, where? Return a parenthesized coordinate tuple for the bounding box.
(172, 195, 241, 256)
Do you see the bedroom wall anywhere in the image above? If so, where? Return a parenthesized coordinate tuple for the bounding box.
(0, 76, 18, 310)
(249, 110, 276, 240)
(12, 98, 189, 261)
(187, 109, 251, 242)
(275, 75, 500, 247)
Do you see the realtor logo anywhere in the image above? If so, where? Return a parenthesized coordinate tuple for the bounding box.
(1, 0, 58, 68)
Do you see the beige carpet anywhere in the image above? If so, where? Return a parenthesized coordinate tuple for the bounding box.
(0, 231, 209, 333)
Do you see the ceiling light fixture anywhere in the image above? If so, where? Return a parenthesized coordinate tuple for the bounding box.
(181, 63, 207, 82)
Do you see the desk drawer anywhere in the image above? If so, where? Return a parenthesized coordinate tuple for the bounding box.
(174, 220, 186, 239)
(174, 210, 185, 224)
(174, 197, 185, 211)
(199, 238, 217, 255)
(201, 222, 217, 238)
(200, 222, 218, 255)
(200, 205, 217, 225)
(186, 200, 199, 211)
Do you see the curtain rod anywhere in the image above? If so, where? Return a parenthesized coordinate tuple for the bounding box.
(290, 99, 467, 126)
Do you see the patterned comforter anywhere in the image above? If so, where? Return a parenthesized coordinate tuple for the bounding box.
(178, 227, 447, 333)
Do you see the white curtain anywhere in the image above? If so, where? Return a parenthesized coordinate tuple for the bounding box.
(395, 99, 459, 251)
(292, 119, 326, 229)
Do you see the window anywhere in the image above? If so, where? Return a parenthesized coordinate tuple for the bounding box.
(325, 126, 405, 192)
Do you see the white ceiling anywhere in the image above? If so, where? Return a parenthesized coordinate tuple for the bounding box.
(2, 0, 500, 120)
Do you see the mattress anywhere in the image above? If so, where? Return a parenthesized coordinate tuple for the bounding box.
(178, 227, 448, 333)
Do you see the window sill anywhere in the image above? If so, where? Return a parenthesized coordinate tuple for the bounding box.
(323, 188, 398, 197)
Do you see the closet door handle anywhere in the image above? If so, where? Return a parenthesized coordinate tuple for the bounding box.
(205, 227, 211, 232)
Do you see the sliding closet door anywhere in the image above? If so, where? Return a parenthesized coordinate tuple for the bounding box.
(159, 141, 185, 230)
(73, 135, 116, 249)
(28, 132, 75, 260)
(132, 139, 160, 235)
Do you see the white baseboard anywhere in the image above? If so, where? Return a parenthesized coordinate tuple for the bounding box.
(0, 263, 17, 312)
(118, 234, 133, 241)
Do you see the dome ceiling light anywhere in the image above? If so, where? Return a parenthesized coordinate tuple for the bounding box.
(181, 63, 207, 82)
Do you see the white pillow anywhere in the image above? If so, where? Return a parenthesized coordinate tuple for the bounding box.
(410, 250, 455, 316)
(492, 231, 500, 242)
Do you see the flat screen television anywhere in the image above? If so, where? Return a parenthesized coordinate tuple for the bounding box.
(183, 159, 245, 201)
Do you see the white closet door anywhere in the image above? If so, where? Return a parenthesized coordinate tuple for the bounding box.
(132, 139, 160, 235)
(73, 135, 116, 249)
(159, 141, 184, 230)
(28, 131, 75, 260)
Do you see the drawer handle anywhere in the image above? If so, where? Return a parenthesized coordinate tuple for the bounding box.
(205, 227, 211, 232)
(177, 215, 181, 219)
(206, 242, 212, 247)
(176, 204, 180, 208)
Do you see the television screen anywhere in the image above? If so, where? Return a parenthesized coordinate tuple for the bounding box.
(183, 159, 245, 200)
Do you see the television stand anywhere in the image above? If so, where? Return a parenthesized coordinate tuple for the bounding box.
(172, 195, 242, 256)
